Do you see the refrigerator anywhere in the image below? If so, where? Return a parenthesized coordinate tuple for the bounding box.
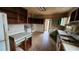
(0, 12, 10, 51)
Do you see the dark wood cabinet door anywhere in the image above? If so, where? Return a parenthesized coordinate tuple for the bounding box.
(75, 8, 79, 21)
(18, 8, 27, 14)
(19, 14, 27, 23)
(18, 8, 27, 24)
(28, 18, 44, 24)
(0, 7, 18, 13)
(0, 7, 27, 24)
(70, 10, 76, 22)
(0, 7, 18, 24)
(8, 18, 18, 24)
(0, 7, 18, 18)
(26, 37, 32, 50)
(39, 18, 44, 24)
(6, 11, 18, 24)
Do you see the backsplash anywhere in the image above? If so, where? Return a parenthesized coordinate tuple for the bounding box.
(8, 24, 25, 35)
(24, 24, 32, 33)
(32, 24, 44, 32)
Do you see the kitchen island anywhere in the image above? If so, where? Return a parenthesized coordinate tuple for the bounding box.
(9, 32, 32, 51)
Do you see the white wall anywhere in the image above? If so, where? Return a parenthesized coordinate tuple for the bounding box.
(8, 24, 25, 35)
(32, 24, 44, 32)
(32, 24, 37, 32)
(9, 24, 44, 35)
(36, 24, 44, 32)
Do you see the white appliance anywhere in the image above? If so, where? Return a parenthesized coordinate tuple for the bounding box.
(0, 12, 10, 51)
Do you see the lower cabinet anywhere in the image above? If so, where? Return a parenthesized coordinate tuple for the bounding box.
(25, 37, 32, 50)
(56, 35, 61, 51)
(18, 40, 26, 51)
(56, 35, 64, 51)
(9, 36, 32, 51)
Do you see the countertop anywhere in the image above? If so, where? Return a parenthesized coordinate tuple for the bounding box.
(58, 30, 79, 51)
(62, 40, 79, 51)
(58, 30, 68, 36)
(10, 32, 32, 41)
(10, 32, 32, 46)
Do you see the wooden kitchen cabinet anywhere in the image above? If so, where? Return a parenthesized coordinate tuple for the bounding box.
(1, 7, 18, 13)
(18, 7, 27, 16)
(18, 7, 27, 24)
(19, 14, 27, 24)
(28, 18, 44, 24)
(18, 40, 26, 50)
(18, 37, 32, 51)
(0, 7, 27, 24)
(70, 10, 76, 22)
(75, 8, 79, 21)
(9, 37, 32, 51)
(9, 36, 16, 51)
(70, 8, 79, 22)
(25, 37, 32, 50)
(56, 35, 61, 51)
(56, 35, 65, 51)
(8, 18, 18, 24)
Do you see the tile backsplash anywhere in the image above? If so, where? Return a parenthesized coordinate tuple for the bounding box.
(8, 24, 25, 35)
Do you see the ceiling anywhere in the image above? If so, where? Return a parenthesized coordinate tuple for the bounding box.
(24, 7, 74, 19)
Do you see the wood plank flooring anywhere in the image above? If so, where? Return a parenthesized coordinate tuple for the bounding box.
(28, 31, 56, 51)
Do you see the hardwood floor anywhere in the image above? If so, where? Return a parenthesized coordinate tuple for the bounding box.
(28, 31, 56, 51)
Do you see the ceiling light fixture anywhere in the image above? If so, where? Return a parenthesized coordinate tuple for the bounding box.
(39, 7, 46, 11)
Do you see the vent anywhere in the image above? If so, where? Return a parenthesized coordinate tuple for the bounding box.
(39, 7, 46, 11)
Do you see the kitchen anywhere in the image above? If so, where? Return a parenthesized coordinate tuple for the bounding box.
(0, 7, 79, 51)
(0, 7, 45, 51)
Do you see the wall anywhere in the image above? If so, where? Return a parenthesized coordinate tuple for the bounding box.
(24, 24, 32, 33)
(32, 24, 44, 32)
(32, 24, 36, 32)
(36, 24, 44, 32)
(8, 24, 46, 35)
(8, 24, 25, 35)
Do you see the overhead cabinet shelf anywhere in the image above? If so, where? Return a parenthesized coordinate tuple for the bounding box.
(0, 7, 27, 24)
(70, 8, 79, 22)
(66, 8, 79, 26)
(28, 18, 44, 24)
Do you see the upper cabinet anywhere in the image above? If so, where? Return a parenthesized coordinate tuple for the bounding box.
(75, 8, 79, 21)
(70, 8, 79, 22)
(70, 10, 76, 22)
(28, 18, 44, 24)
(0, 7, 27, 24)
(18, 8, 27, 24)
